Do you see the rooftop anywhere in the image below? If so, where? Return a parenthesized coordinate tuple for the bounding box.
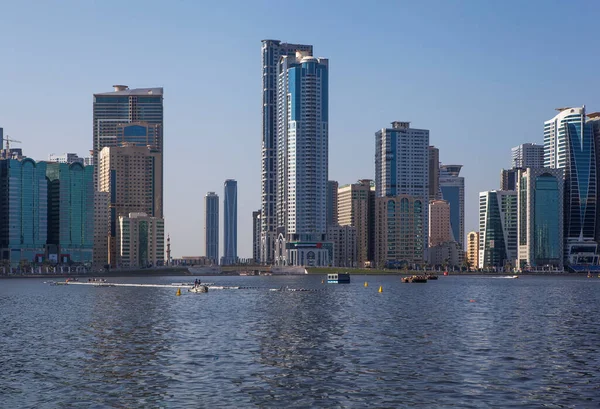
(95, 85, 163, 97)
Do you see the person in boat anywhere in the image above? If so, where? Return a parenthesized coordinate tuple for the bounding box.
(194, 279, 198, 287)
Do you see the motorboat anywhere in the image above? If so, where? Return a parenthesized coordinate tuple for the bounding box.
(402, 275, 428, 283)
(188, 285, 208, 293)
(327, 273, 351, 284)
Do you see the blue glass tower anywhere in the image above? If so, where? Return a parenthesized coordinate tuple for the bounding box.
(205, 192, 219, 265)
(439, 164, 465, 249)
(223, 179, 237, 265)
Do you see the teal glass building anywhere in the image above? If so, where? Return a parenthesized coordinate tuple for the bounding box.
(0, 158, 48, 266)
(46, 162, 94, 264)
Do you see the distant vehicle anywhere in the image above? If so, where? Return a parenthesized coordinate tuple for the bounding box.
(327, 273, 351, 284)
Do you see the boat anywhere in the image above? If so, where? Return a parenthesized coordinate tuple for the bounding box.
(326, 273, 351, 284)
(443, 271, 449, 276)
(426, 274, 439, 280)
(402, 275, 428, 283)
(188, 285, 209, 293)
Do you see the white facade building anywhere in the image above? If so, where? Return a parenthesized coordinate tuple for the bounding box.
(511, 143, 544, 169)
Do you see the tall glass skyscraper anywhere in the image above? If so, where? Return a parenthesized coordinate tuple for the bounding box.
(261, 40, 313, 265)
(0, 158, 48, 266)
(275, 51, 330, 266)
(205, 192, 219, 265)
(544, 106, 598, 265)
(223, 179, 237, 265)
(375, 121, 429, 258)
(479, 190, 517, 269)
(46, 162, 94, 264)
(439, 164, 465, 249)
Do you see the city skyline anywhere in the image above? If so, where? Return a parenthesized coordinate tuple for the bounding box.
(2, 2, 600, 258)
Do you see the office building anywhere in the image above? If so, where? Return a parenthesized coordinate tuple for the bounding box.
(500, 168, 519, 191)
(479, 190, 518, 269)
(48, 153, 86, 165)
(117, 212, 164, 268)
(275, 50, 330, 266)
(338, 179, 374, 267)
(252, 210, 261, 263)
(0, 158, 47, 266)
(512, 143, 544, 169)
(93, 191, 110, 267)
(326, 225, 357, 267)
(46, 162, 94, 264)
(428, 242, 460, 267)
(374, 195, 424, 268)
(93, 85, 163, 189)
(205, 192, 219, 264)
(429, 199, 451, 247)
(516, 168, 564, 271)
(327, 180, 339, 227)
(428, 146, 440, 200)
(544, 106, 598, 265)
(439, 164, 464, 249)
(98, 144, 162, 266)
(466, 231, 479, 270)
(223, 179, 238, 265)
(261, 40, 313, 264)
(375, 121, 429, 256)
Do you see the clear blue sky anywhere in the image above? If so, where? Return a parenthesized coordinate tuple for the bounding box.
(1, 0, 599, 258)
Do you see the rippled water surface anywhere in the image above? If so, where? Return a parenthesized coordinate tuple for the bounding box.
(1, 275, 600, 408)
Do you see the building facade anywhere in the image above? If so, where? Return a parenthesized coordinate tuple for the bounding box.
(326, 180, 339, 227)
(48, 153, 87, 165)
(117, 212, 164, 268)
(544, 106, 597, 265)
(261, 40, 313, 265)
(439, 164, 464, 249)
(517, 168, 564, 271)
(500, 168, 519, 191)
(275, 51, 330, 266)
(429, 199, 451, 247)
(466, 231, 479, 270)
(205, 192, 219, 264)
(478, 190, 518, 269)
(326, 225, 357, 267)
(93, 191, 110, 267)
(512, 143, 544, 169)
(374, 195, 424, 269)
(46, 162, 94, 264)
(252, 210, 261, 263)
(98, 144, 162, 267)
(0, 158, 48, 266)
(223, 179, 238, 265)
(428, 146, 440, 200)
(375, 121, 429, 258)
(338, 180, 374, 267)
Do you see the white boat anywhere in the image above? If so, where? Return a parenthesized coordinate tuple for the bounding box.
(188, 285, 208, 293)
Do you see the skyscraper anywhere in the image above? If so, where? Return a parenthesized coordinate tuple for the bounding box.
(512, 143, 544, 169)
(261, 40, 313, 265)
(223, 179, 238, 265)
(205, 192, 219, 265)
(466, 231, 479, 269)
(500, 168, 519, 191)
(439, 164, 465, 249)
(428, 146, 440, 200)
(338, 180, 374, 267)
(375, 121, 429, 256)
(92, 85, 163, 189)
(544, 106, 598, 265)
(326, 180, 339, 227)
(275, 51, 330, 267)
(252, 210, 261, 263)
(479, 190, 517, 269)
(516, 168, 564, 271)
(429, 199, 451, 247)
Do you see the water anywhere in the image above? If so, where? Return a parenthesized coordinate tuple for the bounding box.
(1, 275, 600, 408)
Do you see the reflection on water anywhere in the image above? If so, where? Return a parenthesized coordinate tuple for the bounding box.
(1, 275, 600, 408)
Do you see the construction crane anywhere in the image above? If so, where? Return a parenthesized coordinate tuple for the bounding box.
(3, 135, 22, 159)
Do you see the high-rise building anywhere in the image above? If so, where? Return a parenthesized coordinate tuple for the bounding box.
(375, 121, 429, 256)
(327, 180, 339, 227)
(46, 162, 94, 264)
(93, 85, 163, 190)
(374, 195, 424, 268)
(500, 168, 519, 191)
(516, 168, 564, 271)
(98, 144, 163, 267)
(544, 106, 598, 265)
(48, 153, 86, 165)
(338, 180, 374, 267)
(252, 210, 261, 263)
(439, 164, 465, 249)
(466, 231, 479, 270)
(117, 212, 164, 268)
(428, 146, 440, 200)
(0, 158, 48, 266)
(93, 191, 110, 267)
(326, 225, 357, 267)
(479, 190, 518, 269)
(275, 51, 330, 267)
(429, 199, 451, 247)
(589, 112, 600, 245)
(261, 40, 313, 265)
(223, 179, 238, 265)
(205, 192, 219, 264)
(512, 143, 544, 169)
